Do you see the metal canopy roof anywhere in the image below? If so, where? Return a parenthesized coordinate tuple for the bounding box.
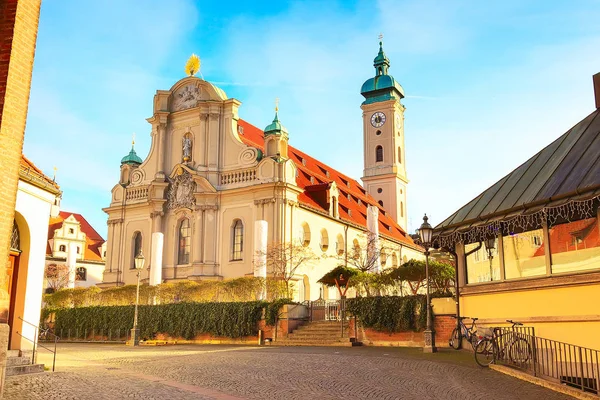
(435, 108, 600, 232)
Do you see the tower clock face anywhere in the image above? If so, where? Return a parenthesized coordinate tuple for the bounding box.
(370, 112, 386, 128)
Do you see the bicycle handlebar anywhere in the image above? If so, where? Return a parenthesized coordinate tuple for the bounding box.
(506, 319, 523, 326)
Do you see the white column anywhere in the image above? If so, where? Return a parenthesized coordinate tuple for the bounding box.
(367, 205, 381, 273)
(253, 220, 268, 299)
(149, 232, 164, 286)
(66, 242, 78, 288)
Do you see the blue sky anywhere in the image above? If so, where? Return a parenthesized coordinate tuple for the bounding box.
(24, 0, 600, 239)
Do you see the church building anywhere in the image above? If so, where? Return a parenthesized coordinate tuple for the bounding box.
(100, 43, 423, 300)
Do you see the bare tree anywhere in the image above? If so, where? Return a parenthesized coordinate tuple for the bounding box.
(44, 263, 70, 291)
(261, 240, 317, 299)
(336, 233, 395, 296)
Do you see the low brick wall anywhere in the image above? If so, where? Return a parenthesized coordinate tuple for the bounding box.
(349, 315, 456, 347)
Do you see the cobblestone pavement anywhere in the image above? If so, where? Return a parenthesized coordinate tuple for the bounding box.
(5, 344, 573, 400)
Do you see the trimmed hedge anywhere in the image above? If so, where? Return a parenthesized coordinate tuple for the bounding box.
(346, 295, 429, 333)
(51, 301, 270, 340)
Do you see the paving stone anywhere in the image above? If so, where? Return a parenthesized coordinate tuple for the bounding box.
(3, 343, 573, 400)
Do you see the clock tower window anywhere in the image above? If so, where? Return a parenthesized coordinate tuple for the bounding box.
(375, 146, 383, 163)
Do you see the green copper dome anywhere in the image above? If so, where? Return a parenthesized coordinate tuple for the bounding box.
(264, 111, 288, 136)
(361, 41, 404, 105)
(121, 145, 143, 166)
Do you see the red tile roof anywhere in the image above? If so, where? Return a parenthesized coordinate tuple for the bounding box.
(20, 154, 60, 190)
(47, 211, 105, 261)
(237, 119, 418, 249)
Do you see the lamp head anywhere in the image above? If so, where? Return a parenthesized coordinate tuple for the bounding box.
(134, 250, 146, 270)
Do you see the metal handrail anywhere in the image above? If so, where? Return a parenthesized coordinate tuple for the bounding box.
(492, 326, 599, 396)
(16, 316, 59, 372)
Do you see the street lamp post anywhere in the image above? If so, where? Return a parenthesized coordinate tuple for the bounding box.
(131, 250, 145, 346)
(418, 214, 437, 353)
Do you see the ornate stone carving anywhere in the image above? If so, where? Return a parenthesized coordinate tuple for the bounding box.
(172, 85, 202, 111)
(167, 169, 197, 210)
(150, 211, 164, 219)
(238, 147, 258, 166)
(254, 198, 276, 205)
(195, 205, 219, 211)
(286, 200, 299, 207)
(107, 218, 123, 226)
(131, 170, 144, 184)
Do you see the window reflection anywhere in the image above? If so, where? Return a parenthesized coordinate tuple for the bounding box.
(466, 240, 501, 283)
(503, 229, 546, 279)
(550, 218, 600, 274)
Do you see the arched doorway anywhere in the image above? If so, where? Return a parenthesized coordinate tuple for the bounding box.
(8, 213, 31, 350)
(7, 220, 21, 348)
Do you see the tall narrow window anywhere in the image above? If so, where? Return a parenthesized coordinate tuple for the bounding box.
(376, 146, 383, 162)
(398, 147, 402, 163)
(178, 220, 190, 265)
(302, 223, 311, 247)
(132, 231, 142, 269)
(231, 219, 244, 260)
(59, 244, 66, 252)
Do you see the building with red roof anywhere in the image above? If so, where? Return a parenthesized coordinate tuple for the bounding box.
(45, 211, 106, 289)
(100, 44, 423, 300)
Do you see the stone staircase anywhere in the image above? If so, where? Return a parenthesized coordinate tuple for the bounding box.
(274, 321, 356, 347)
(5, 350, 45, 376)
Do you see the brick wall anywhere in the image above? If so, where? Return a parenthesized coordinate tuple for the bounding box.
(350, 315, 456, 347)
(0, 0, 41, 312)
(0, 0, 42, 396)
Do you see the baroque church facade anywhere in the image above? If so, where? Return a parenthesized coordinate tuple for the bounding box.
(100, 43, 423, 300)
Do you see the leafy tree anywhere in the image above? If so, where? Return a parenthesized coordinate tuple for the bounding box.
(334, 234, 396, 296)
(386, 259, 455, 295)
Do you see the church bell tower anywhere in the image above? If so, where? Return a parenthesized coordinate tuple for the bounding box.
(360, 40, 408, 232)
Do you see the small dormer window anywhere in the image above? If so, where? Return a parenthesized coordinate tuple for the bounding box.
(59, 245, 66, 252)
(76, 246, 80, 254)
(69, 228, 74, 234)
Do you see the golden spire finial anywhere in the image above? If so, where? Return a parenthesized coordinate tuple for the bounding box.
(275, 97, 279, 112)
(53, 166, 57, 182)
(378, 32, 383, 41)
(184, 54, 201, 77)
(132, 132, 136, 146)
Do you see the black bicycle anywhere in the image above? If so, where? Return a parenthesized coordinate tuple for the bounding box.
(449, 316, 479, 350)
(474, 320, 532, 367)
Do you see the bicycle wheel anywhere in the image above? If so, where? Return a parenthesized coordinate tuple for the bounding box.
(449, 328, 461, 350)
(509, 338, 532, 364)
(474, 339, 496, 367)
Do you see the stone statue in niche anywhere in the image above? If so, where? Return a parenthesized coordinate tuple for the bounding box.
(183, 135, 192, 162)
(167, 168, 196, 210)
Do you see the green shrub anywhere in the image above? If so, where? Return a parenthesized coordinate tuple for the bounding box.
(346, 295, 429, 332)
(47, 299, 297, 340)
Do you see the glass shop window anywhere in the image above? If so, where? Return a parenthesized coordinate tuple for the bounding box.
(503, 228, 546, 279)
(549, 217, 600, 274)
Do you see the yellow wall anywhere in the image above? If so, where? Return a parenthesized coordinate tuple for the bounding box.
(461, 282, 600, 350)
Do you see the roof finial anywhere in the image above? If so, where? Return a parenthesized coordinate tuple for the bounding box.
(275, 97, 279, 113)
(132, 132, 136, 147)
(184, 54, 201, 77)
(378, 32, 383, 43)
(53, 166, 57, 182)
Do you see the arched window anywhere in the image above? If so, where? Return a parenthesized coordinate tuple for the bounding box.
(76, 267, 87, 281)
(392, 253, 398, 267)
(231, 219, 244, 261)
(378, 200, 384, 207)
(59, 244, 66, 252)
(320, 229, 329, 252)
(401, 201, 404, 217)
(76, 246, 80, 254)
(132, 231, 142, 269)
(336, 234, 345, 256)
(10, 221, 20, 252)
(398, 147, 402, 163)
(375, 146, 383, 162)
(178, 220, 190, 265)
(302, 223, 311, 247)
